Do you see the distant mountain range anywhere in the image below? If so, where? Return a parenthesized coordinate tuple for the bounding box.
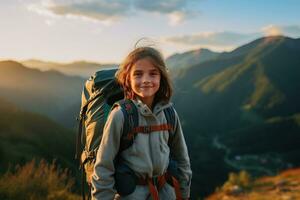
(22, 59, 117, 78)
(0, 60, 84, 128)
(21, 48, 220, 79)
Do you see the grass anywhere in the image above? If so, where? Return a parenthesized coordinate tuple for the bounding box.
(0, 159, 81, 200)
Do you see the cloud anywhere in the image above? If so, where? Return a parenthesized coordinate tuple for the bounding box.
(283, 25, 300, 36)
(163, 25, 300, 51)
(27, 1, 61, 19)
(133, 0, 186, 14)
(28, 0, 198, 25)
(48, 0, 130, 22)
(164, 31, 260, 48)
(134, 0, 198, 25)
(262, 24, 300, 37)
(167, 11, 189, 26)
(262, 25, 283, 36)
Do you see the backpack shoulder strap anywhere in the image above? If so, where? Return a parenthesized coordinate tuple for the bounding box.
(163, 105, 176, 146)
(113, 99, 139, 152)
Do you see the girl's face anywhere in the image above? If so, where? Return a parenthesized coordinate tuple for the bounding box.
(129, 58, 161, 107)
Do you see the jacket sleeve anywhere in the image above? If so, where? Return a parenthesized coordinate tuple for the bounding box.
(169, 109, 192, 199)
(91, 107, 124, 200)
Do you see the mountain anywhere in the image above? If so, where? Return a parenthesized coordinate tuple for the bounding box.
(0, 97, 76, 172)
(166, 48, 220, 75)
(174, 36, 300, 132)
(171, 36, 300, 197)
(22, 59, 117, 78)
(218, 35, 300, 60)
(0, 60, 84, 128)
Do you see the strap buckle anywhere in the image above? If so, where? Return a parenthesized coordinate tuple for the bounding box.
(144, 126, 151, 133)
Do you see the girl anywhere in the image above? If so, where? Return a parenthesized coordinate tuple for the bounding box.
(91, 46, 192, 200)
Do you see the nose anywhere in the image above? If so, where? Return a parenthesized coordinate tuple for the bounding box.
(142, 74, 151, 84)
(143, 79, 150, 84)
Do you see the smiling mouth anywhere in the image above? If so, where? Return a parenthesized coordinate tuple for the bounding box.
(140, 86, 153, 88)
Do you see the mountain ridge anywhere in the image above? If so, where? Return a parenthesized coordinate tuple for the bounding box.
(21, 59, 117, 78)
(0, 60, 84, 128)
(0, 97, 75, 172)
(172, 35, 300, 197)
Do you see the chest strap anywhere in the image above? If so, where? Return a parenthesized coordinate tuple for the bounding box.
(127, 124, 174, 140)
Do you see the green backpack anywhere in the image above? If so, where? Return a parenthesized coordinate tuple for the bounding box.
(76, 68, 176, 198)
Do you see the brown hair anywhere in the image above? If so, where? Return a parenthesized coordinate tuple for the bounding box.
(116, 46, 173, 103)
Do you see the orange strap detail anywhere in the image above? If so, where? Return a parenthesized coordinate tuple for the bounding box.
(157, 175, 167, 191)
(127, 124, 173, 140)
(138, 174, 183, 200)
(171, 176, 182, 200)
(130, 123, 172, 136)
(147, 178, 159, 200)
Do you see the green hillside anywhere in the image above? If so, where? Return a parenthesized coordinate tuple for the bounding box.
(166, 48, 220, 73)
(0, 60, 84, 128)
(0, 97, 76, 173)
(198, 36, 300, 117)
(172, 36, 300, 198)
(175, 36, 300, 132)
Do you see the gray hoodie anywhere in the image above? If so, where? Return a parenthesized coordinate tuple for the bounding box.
(91, 99, 192, 200)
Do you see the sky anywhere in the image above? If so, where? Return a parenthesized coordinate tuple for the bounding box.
(1, 0, 300, 63)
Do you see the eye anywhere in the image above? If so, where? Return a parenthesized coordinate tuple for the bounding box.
(133, 71, 142, 77)
(150, 71, 160, 76)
